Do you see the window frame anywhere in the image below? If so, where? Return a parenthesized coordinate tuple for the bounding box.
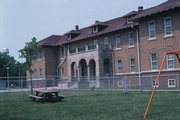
(168, 79, 176, 87)
(93, 26, 98, 33)
(151, 53, 158, 70)
(148, 20, 157, 39)
(128, 31, 135, 47)
(115, 34, 121, 49)
(167, 54, 174, 69)
(130, 58, 135, 72)
(117, 60, 122, 73)
(67, 34, 71, 40)
(152, 79, 159, 87)
(164, 16, 173, 36)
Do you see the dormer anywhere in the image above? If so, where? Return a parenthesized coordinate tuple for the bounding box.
(65, 25, 81, 40)
(90, 21, 108, 33)
(123, 11, 137, 24)
(123, 6, 143, 24)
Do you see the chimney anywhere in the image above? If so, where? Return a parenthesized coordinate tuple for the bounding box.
(75, 25, 79, 30)
(138, 6, 143, 11)
(95, 20, 99, 23)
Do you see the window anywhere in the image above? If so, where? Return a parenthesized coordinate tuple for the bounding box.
(117, 60, 122, 73)
(94, 40, 97, 48)
(130, 58, 135, 72)
(60, 47, 64, 58)
(61, 67, 65, 76)
(164, 17, 172, 36)
(152, 79, 159, 87)
(148, 21, 156, 39)
(167, 54, 174, 69)
(128, 31, 135, 47)
(118, 81, 123, 87)
(93, 26, 98, 33)
(67, 34, 71, 40)
(168, 79, 176, 87)
(85, 42, 88, 50)
(151, 53, 158, 70)
(127, 16, 133, 24)
(104, 37, 109, 49)
(39, 69, 42, 78)
(116, 34, 121, 49)
(39, 50, 42, 59)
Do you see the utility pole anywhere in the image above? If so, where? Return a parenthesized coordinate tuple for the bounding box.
(6, 67, 9, 89)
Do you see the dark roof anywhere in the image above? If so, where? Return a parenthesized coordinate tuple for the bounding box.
(61, 16, 138, 44)
(89, 21, 108, 27)
(133, 0, 180, 20)
(122, 11, 138, 17)
(38, 13, 138, 46)
(38, 35, 63, 46)
(64, 30, 81, 35)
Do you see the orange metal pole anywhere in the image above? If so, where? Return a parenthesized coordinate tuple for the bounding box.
(143, 53, 167, 118)
(176, 54, 180, 63)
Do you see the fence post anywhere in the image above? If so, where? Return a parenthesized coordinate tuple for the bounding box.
(177, 75, 179, 90)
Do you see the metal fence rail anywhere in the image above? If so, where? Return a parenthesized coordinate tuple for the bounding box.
(0, 74, 180, 92)
(0, 74, 180, 101)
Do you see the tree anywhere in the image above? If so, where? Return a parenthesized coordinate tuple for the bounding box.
(0, 53, 26, 77)
(19, 37, 40, 94)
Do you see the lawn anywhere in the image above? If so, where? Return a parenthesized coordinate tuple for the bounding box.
(0, 90, 180, 120)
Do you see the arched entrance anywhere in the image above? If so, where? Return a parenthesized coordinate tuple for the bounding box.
(79, 59, 88, 77)
(71, 62, 78, 80)
(89, 59, 96, 77)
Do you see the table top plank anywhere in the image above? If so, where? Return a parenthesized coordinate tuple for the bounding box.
(34, 89, 60, 93)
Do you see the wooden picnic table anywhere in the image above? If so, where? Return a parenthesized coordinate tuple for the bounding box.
(29, 89, 65, 102)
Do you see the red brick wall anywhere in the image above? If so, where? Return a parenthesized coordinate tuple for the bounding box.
(139, 9, 180, 72)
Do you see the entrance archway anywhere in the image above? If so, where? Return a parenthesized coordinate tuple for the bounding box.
(89, 59, 96, 77)
(79, 59, 88, 77)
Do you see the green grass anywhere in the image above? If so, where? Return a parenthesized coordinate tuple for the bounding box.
(0, 91, 180, 120)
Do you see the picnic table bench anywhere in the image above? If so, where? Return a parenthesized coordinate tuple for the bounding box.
(29, 89, 65, 103)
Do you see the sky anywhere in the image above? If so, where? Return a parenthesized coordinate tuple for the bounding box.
(0, 0, 167, 62)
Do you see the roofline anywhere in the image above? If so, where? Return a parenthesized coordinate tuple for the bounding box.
(60, 23, 139, 45)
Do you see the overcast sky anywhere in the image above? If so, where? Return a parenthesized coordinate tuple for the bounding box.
(0, 0, 167, 61)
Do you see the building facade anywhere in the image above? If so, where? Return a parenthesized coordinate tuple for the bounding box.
(28, 0, 180, 89)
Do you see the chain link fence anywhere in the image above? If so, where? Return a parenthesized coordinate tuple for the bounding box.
(0, 74, 180, 101)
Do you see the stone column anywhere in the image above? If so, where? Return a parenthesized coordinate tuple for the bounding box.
(77, 65, 80, 81)
(87, 64, 90, 81)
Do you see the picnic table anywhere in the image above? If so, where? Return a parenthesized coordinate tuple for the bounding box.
(29, 89, 65, 102)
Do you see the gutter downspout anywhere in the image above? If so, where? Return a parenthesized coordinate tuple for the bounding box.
(57, 45, 66, 77)
(136, 28, 142, 91)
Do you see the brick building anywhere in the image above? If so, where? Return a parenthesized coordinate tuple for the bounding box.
(28, 0, 180, 89)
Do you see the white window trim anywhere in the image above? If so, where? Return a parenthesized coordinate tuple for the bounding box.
(152, 79, 159, 88)
(117, 60, 122, 73)
(93, 26, 98, 33)
(150, 53, 158, 70)
(104, 37, 109, 45)
(118, 81, 123, 87)
(164, 16, 173, 37)
(115, 34, 121, 49)
(128, 31, 135, 48)
(167, 54, 174, 69)
(168, 79, 176, 87)
(94, 40, 97, 46)
(67, 34, 71, 40)
(148, 20, 157, 40)
(130, 58, 135, 72)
